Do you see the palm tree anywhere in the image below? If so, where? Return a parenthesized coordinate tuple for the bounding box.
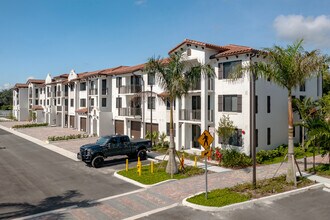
(293, 97, 317, 170)
(145, 53, 214, 175)
(230, 39, 328, 183)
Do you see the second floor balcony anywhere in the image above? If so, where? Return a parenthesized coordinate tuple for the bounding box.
(89, 88, 98, 95)
(118, 85, 142, 94)
(57, 106, 62, 112)
(118, 107, 141, 117)
(179, 109, 214, 122)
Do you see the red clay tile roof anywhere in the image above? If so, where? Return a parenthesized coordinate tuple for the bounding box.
(32, 105, 44, 111)
(168, 39, 228, 54)
(212, 44, 259, 58)
(75, 108, 88, 114)
(109, 64, 145, 76)
(14, 83, 28, 89)
(26, 79, 45, 84)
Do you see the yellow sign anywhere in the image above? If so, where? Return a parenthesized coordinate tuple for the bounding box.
(198, 130, 214, 150)
(201, 150, 212, 158)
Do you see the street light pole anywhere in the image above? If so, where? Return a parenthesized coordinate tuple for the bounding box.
(150, 84, 153, 149)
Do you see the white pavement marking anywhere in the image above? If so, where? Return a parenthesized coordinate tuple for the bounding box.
(0, 125, 79, 161)
(122, 203, 179, 220)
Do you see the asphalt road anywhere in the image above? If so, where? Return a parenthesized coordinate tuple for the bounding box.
(141, 188, 330, 220)
(0, 128, 143, 219)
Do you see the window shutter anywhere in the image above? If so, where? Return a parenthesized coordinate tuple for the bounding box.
(218, 95, 223, 112)
(218, 63, 223, 79)
(237, 95, 242, 112)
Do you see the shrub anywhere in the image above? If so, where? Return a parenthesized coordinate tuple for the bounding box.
(47, 133, 90, 142)
(12, 123, 48, 129)
(220, 149, 252, 168)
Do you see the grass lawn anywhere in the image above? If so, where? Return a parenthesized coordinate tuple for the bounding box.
(259, 151, 315, 165)
(187, 175, 313, 207)
(308, 164, 330, 178)
(117, 161, 204, 185)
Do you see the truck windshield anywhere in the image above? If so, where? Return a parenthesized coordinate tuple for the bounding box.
(96, 137, 109, 146)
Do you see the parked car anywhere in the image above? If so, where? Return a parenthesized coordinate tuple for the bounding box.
(77, 134, 151, 168)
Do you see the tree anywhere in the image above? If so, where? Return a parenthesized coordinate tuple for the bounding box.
(230, 39, 328, 183)
(145, 53, 214, 175)
(323, 71, 330, 95)
(216, 114, 236, 148)
(0, 89, 13, 109)
(293, 97, 317, 170)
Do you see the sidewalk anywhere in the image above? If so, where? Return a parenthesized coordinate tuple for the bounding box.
(1, 122, 328, 220)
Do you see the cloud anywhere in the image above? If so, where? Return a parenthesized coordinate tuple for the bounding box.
(274, 15, 330, 48)
(0, 83, 14, 91)
(135, 0, 147, 5)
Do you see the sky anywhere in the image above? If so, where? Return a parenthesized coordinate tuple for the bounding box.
(1, 0, 330, 90)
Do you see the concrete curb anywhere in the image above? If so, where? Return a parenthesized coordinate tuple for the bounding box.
(0, 125, 79, 161)
(182, 183, 324, 212)
(114, 171, 176, 188)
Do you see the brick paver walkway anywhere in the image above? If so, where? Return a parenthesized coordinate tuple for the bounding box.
(24, 155, 327, 220)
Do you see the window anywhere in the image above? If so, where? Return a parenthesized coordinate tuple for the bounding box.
(47, 100, 49, 106)
(116, 77, 122, 88)
(102, 98, 107, 107)
(102, 79, 107, 95)
(218, 95, 242, 112)
(218, 60, 242, 79)
(293, 126, 295, 138)
(90, 98, 94, 106)
(35, 100, 38, 105)
(148, 73, 155, 85)
(300, 81, 306, 91)
(267, 96, 271, 113)
(40, 100, 42, 105)
(57, 98, 60, 105)
(64, 99, 68, 106)
(80, 99, 86, 107)
(80, 82, 86, 91)
(116, 97, 122, 108)
(148, 97, 155, 109)
(219, 129, 242, 146)
(255, 95, 258, 114)
(166, 98, 175, 110)
(70, 99, 74, 107)
(166, 123, 176, 137)
(267, 127, 271, 145)
(300, 95, 305, 101)
(70, 84, 74, 91)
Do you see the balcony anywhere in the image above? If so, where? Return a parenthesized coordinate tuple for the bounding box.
(190, 82, 201, 91)
(179, 109, 201, 121)
(118, 85, 142, 94)
(56, 91, 61, 97)
(118, 108, 142, 117)
(64, 106, 68, 111)
(101, 88, 108, 95)
(57, 106, 62, 112)
(47, 92, 51, 97)
(64, 91, 68, 97)
(208, 110, 214, 122)
(89, 89, 98, 95)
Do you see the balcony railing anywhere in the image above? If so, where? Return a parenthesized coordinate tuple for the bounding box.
(102, 88, 108, 95)
(89, 89, 98, 95)
(179, 109, 201, 121)
(47, 92, 51, 97)
(57, 106, 62, 111)
(208, 110, 214, 122)
(190, 82, 201, 91)
(64, 91, 68, 97)
(118, 107, 142, 117)
(64, 106, 68, 111)
(56, 91, 61, 97)
(118, 85, 142, 94)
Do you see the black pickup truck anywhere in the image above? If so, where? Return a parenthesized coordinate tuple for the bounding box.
(77, 134, 151, 168)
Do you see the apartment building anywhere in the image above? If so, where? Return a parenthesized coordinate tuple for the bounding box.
(12, 39, 322, 154)
(12, 83, 29, 121)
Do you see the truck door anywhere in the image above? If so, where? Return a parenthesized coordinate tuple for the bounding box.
(120, 136, 131, 154)
(108, 137, 120, 156)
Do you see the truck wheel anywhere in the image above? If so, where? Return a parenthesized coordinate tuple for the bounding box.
(92, 156, 104, 168)
(137, 149, 147, 160)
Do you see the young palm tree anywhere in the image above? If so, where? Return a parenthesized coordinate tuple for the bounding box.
(231, 40, 328, 183)
(145, 53, 214, 175)
(293, 97, 317, 170)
